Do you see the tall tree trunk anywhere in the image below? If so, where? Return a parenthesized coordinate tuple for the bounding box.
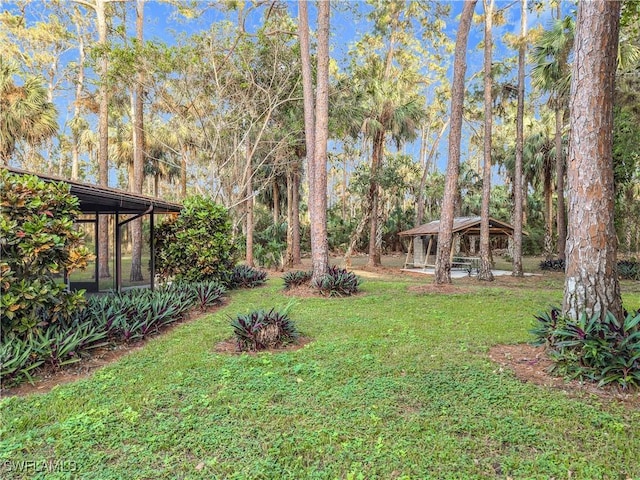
(286, 169, 294, 268)
(477, 0, 495, 282)
(367, 131, 385, 267)
(563, 0, 622, 321)
(96, 0, 110, 279)
(435, 0, 477, 284)
(543, 170, 554, 259)
(71, 13, 85, 181)
(273, 177, 280, 223)
(130, 0, 145, 282)
(291, 162, 301, 265)
(298, 0, 315, 215)
(512, 0, 526, 277)
(555, 107, 566, 260)
(309, 0, 330, 282)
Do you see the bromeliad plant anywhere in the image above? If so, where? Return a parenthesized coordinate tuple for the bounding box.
(231, 308, 299, 352)
(312, 266, 361, 297)
(532, 307, 640, 389)
(227, 264, 267, 289)
(283, 270, 313, 289)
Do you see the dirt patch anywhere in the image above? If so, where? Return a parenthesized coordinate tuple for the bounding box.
(214, 336, 314, 355)
(1, 304, 224, 399)
(489, 343, 640, 407)
(282, 285, 321, 298)
(407, 283, 473, 295)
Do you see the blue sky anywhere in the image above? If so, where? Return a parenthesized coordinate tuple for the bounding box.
(4, 0, 566, 185)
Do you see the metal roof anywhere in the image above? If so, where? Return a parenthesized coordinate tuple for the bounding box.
(3, 167, 182, 214)
(399, 216, 524, 236)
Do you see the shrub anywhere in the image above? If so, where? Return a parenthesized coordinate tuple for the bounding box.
(231, 308, 299, 352)
(154, 195, 237, 283)
(283, 270, 313, 289)
(539, 259, 565, 271)
(617, 260, 640, 280)
(227, 264, 267, 289)
(0, 170, 92, 340)
(532, 307, 640, 389)
(312, 266, 361, 297)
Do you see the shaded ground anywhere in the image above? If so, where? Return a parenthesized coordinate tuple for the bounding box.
(214, 336, 314, 355)
(489, 343, 640, 408)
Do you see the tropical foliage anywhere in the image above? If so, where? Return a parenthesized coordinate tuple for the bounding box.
(154, 195, 237, 283)
(0, 170, 91, 338)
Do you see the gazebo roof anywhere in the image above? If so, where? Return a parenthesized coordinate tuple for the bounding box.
(4, 166, 181, 214)
(399, 216, 523, 237)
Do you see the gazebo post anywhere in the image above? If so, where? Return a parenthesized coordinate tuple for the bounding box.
(115, 213, 121, 293)
(425, 235, 433, 267)
(150, 209, 155, 291)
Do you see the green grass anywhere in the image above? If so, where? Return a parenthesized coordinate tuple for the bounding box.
(1, 275, 639, 479)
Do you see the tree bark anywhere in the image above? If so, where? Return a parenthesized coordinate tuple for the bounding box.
(543, 169, 554, 259)
(563, 0, 622, 321)
(273, 177, 280, 223)
(512, 0, 526, 277)
(309, 0, 330, 282)
(96, 0, 110, 279)
(477, 0, 495, 282)
(367, 130, 385, 267)
(130, 0, 145, 282)
(435, 0, 477, 285)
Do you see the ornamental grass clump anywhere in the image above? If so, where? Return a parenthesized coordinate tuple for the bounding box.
(227, 264, 267, 289)
(532, 307, 640, 390)
(283, 270, 313, 289)
(231, 308, 299, 352)
(312, 266, 361, 297)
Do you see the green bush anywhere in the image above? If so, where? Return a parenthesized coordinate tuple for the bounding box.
(231, 308, 299, 352)
(0, 170, 91, 339)
(227, 264, 267, 289)
(532, 307, 640, 389)
(312, 266, 361, 297)
(154, 195, 237, 283)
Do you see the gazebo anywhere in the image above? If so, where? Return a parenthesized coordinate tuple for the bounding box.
(398, 216, 521, 269)
(5, 167, 182, 292)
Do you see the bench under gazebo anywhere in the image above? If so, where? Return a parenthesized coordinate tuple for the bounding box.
(398, 216, 521, 272)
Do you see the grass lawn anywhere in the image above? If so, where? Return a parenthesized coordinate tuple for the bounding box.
(1, 272, 639, 479)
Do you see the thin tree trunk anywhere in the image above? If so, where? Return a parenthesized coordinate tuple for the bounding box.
(286, 169, 294, 268)
(435, 0, 477, 285)
(544, 171, 554, 259)
(555, 107, 566, 260)
(309, 0, 330, 282)
(291, 163, 301, 265)
(563, 0, 622, 321)
(130, 0, 145, 282)
(477, 0, 495, 282)
(71, 15, 84, 181)
(96, 0, 110, 279)
(512, 0, 526, 277)
(273, 177, 280, 223)
(367, 131, 385, 267)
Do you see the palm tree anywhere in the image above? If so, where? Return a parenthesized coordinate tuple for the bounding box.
(532, 16, 575, 261)
(345, 66, 426, 266)
(0, 60, 57, 165)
